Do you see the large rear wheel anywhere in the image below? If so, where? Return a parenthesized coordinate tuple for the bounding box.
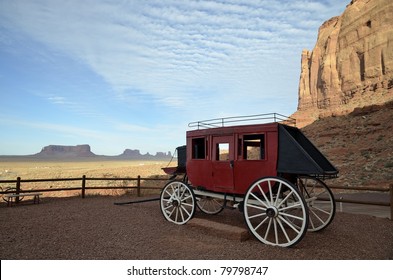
(297, 176, 336, 232)
(243, 177, 309, 247)
(160, 181, 196, 225)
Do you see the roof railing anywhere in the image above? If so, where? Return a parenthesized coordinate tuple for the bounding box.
(188, 113, 296, 129)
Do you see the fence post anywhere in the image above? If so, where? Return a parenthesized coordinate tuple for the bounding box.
(16, 176, 21, 204)
(81, 175, 86, 199)
(390, 184, 393, 221)
(137, 175, 141, 197)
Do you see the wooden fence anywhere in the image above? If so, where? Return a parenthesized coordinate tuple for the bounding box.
(329, 184, 392, 220)
(0, 175, 167, 201)
(0, 176, 392, 220)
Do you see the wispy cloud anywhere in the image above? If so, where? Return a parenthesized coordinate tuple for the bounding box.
(0, 0, 349, 155)
(0, 0, 346, 114)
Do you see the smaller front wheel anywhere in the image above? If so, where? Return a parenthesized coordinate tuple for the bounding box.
(160, 181, 196, 225)
(197, 196, 225, 215)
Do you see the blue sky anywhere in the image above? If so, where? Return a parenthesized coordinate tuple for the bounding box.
(0, 0, 348, 156)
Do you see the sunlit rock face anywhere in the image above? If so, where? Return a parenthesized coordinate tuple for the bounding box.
(293, 0, 393, 127)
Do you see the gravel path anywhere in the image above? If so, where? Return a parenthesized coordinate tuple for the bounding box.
(1, 195, 392, 260)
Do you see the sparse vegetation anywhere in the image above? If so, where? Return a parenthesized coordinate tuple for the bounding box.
(302, 101, 393, 188)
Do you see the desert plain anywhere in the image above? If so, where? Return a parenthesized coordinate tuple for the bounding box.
(0, 159, 174, 198)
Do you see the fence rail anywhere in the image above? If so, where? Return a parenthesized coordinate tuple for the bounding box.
(0, 175, 167, 202)
(329, 185, 392, 220)
(0, 176, 392, 220)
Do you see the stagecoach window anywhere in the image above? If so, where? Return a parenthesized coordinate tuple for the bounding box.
(243, 134, 265, 160)
(192, 138, 205, 159)
(217, 143, 229, 161)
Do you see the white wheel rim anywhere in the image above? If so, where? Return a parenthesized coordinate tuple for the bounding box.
(160, 181, 195, 225)
(298, 176, 335, 232)
(244, 177, 308, 247)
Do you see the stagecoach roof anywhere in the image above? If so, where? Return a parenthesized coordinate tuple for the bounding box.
(188, 113, 296, 130)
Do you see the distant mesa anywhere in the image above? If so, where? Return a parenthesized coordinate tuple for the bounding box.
(35, 144, 95, 157)
(117, 148, 172, 159)
(32, 144, 172, 160)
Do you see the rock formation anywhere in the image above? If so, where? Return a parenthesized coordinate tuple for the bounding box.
(292, 0, 393, 127)
(118, 149, 172, 159)
(31, 145, 172, 159)
(119, 149, 144, 159)
(36, 144, 95, 157)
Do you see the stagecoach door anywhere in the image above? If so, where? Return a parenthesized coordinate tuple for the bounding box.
(212, 135, 234, 190)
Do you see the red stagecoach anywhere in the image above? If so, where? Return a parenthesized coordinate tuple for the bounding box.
(161, 114, 338, 247)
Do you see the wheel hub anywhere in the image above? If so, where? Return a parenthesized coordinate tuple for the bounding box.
(172, 199, 181, 208)
(266, 207, 278, 218)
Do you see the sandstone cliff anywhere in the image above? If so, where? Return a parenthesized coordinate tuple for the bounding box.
(292, 0, 393, 127)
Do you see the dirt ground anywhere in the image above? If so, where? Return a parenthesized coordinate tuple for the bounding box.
(0, 195, 392, 260)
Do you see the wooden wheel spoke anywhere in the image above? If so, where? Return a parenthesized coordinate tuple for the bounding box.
(276, 190, 294, 208)
(165, 206, 175, 216)
(279, 202, 303, 212)
(273, 219, 279, 245)
(250, 192, 269, 208)
(249, 212, 267, 220)
(277, 218, 291, 243)
(268, 180, 274, 204)
(181, 194, 192, 202)
(246, 202, 267, 212)
(279, 211, 304, 221)
(309, 214, 316, 229)
(278, 215, 300, 234)
(310, 204, 331, 215)
(181, 202, 194, 208)
(180, 205, 191, 217)
(175, 207, 179, 222)
(274, 182, 282, 205)
(179, 207, 186, 222)
(258, 184, 271, 207)
(309, 208, 327, 224)
(263, 218, 273, 240)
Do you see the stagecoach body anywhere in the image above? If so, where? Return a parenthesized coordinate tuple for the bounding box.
(161, 114, 338, 247)
(185, 122, 337, 195)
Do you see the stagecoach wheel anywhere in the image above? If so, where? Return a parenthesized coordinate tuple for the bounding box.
(243, 177, 309, 247)
(160, 181, 196, 225)
(196, 196, 224, 215)
(297, 176, 336, 232)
